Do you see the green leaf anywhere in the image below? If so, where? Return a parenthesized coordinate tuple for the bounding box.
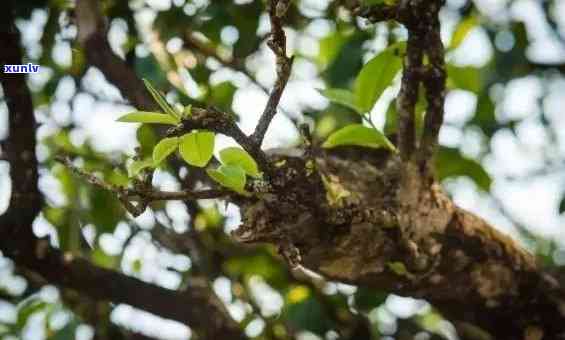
(435, 146, 492, 191)
(17, 299, 48, 330)
(143, 79, 180, 120)
(450, 15, 479, 50)
(152, 137, 179, 165)
(447, 65, 481, 93)
(219, 147, 261, 178)
(354, 42, 405, 112)
(179, 131, 215, 167)
(321, 88, 361, 113)
(117, 111, 179, 125)
(284, 295, 332, 335)
(206, 164, 247, 194)
(322, 124, 396, 151)
(128, 158, 154, 177)
(183, 104, 192, 118)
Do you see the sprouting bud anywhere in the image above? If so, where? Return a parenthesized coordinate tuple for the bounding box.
(275, 0, 290, 18)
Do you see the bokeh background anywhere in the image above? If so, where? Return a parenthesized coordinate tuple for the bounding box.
(1, 0, 565, 339)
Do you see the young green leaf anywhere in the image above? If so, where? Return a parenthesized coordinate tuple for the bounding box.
(449, 16, 478, 50)
(179, 131, 215, 167)
(143, 79, 181, 120)
(321, 88, 361, 113)
(183, 104, 192, 118)
(128, 158, 154, 177)
(322, 124, 396, 151)
(206, 164, 248, 195)
(152, 137, 179, 165)
(219, 147, 260, 178)
(354, 42, 405, 112)
(117, 111, 179, 125)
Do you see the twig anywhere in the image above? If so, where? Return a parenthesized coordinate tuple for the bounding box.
(55, 156, 230, 217)
(251, 0, 294, 147)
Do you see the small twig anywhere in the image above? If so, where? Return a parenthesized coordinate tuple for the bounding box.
(128, 188, 229, 201)
(55, 156, 230, 217)
(251, 0, 294, 147)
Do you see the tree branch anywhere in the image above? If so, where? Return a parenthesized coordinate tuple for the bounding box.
(56, 155, 230, 216)
(2, 236, 246, 340)
(396, 31, 423, 159)
(251, 0, 294, 147)
(75, 0, 156, 111)
(420, 1, 447, 164)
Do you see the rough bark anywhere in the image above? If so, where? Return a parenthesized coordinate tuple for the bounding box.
(233, 147, 565, 339)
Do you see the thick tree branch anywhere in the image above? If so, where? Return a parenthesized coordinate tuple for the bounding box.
(2, 236, 245, 339)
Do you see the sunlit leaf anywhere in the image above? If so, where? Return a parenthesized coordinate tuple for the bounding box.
(206, 164, 247, 194)
(322, 124, 396, 151)
(117, 111, 179, 125)
(152, 137, 179, 165)
(219, 147, 260, 178)
(183, 104, 192, 118)
(179, 131, 215, 167)
(143, 79, 180, 120)
(450, 15, 479, 50)
(321, 88, 361, 113)
(354, 42, 405, 112)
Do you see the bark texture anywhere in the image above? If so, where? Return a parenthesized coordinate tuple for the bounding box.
(234, 148, 565, 339)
